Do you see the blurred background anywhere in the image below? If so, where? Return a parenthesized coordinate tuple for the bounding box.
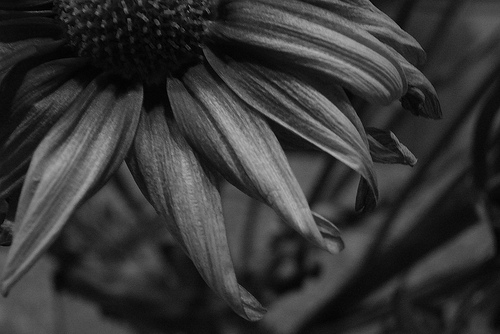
(1, 0, 500, 333)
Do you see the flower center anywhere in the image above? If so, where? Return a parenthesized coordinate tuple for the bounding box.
(55, 0, 212, 81)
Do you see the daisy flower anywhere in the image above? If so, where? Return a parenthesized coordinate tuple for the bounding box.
(0, 0, 440, 320)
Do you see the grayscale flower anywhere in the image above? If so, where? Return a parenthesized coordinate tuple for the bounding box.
(0, 0, 439, 320)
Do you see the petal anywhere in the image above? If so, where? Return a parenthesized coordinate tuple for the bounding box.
(205, 48, 377, 202)
(2, 74, 143, 293)
(0, 1, 52, 9)
(386, 47, 442, 119)
(312, 212, 344, 253)
(0, 58, 92, 200)
(399, 68, 442, 119)
(301, 0, 426, 65)
(0, 39, 65, 89)
(127, 102, 265, 321)
(355, 177, 376, 212)
(167, 64, 342, 253)
(366, 127, 417, 166)
(209, 0, 406, 104)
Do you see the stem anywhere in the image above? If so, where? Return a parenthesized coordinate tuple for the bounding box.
(472, 78, 500, 189)
(300, 166, 472, 332)
(367, 62, 500, 266)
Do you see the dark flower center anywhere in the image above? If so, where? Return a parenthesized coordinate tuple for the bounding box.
(55, 0, 212, 81)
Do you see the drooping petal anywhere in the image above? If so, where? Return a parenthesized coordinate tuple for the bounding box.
(385, 46, 441, 119)
(0, 58, 92, 200)
(315, 82, 368, 145)
(366, 127, 417, 166)
(167, 64, 342, 254)
(312, 212, 344, 253)
(205, 48, 377, 201)
(127, 102, 265, 321)
(2, 74, 143, 293)
(300, 0, 426, 65)
(399, 66, 441, 119)
(208, 0, 406, 104)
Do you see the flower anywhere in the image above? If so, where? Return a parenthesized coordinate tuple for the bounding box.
(0, 0, 440, 320)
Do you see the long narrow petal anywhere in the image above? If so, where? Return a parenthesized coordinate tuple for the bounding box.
(167, 64, 342, 253)
(0, 58, 92, 200)
(208, 0, 406, 104)
(205, 48, 377, 201)
(128, 103, 265, 321)
(301, 0, 426, 65)
(2, 74, 143, 293)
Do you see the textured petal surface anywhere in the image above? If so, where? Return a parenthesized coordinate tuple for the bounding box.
(205, 48, 377, 201)
(209, 0, 406, 104)
(0, 58, 91, 199)
(301, 0, 426, 65)
(167, 65, 342, 253)
(2, 74, 143, 292)
(366, 127, 417, 166)
(128, 103, 265, 321)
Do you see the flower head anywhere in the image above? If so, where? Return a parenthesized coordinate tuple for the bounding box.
(0, 0, 439, 320)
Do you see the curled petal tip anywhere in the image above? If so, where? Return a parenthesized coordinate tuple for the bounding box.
(313, 212, 345, 254)
(242, 302, 267, 321)
(355, 178, 378, 213)
(237, 286, 267, 321)
(367, 127, 418, 166)
(324, 236, 345, 254)
(1, 275, 14, 297)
